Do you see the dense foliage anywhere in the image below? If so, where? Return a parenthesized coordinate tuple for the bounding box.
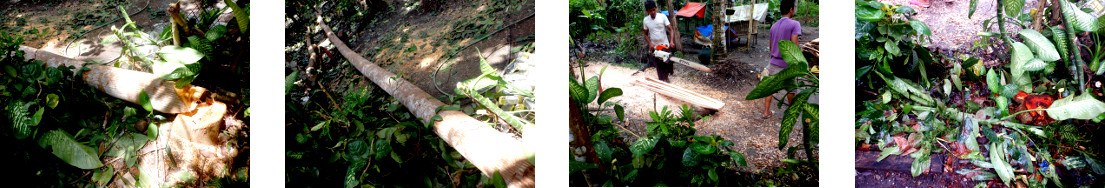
(856, 0, 1105, 186)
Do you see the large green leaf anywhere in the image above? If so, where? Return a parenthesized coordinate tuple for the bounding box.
(856, 2, 884, 22)
(681, 147, 701, 167)
(1050, 27, 1070, 61)
(746, 40, 808, 100)
(1010, 42, 1034, 93)
(730, 151, 748, 166)
(779, 90, 812, 149)
(347, 140, 370, 162)
(991, 142, 1014, 186)
(596, 88, 622, 105)
(1046, 93, 1105, 121)
(285, 71, 298, 95)
(39, 130, 104, 169)
(969, 0, 979, 18)
(6, 101, 37, 139)
(158, 46, 204, 65)
(690, 141, 717, 155)
(1003, 0, 1026, 18)
(629, 136, 659, 156)
(569, 78, 588, 104)
(1061, 0, 1099, 32)
(584, 76, 599, 103)
(909, 19, 932, 36)
(1019, 29, 1060, 62)
(224, 0, 248, 33)
(594, 141, 612, 162)
(1023, 58, 1048, 72)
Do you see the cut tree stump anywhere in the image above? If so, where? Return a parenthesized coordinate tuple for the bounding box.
(632, 77, 725, 110)
(317, 16, 535, 188)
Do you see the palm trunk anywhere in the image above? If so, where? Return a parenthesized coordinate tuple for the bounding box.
(317, 20, 535, 187)
(18, 46, 201, 114)
(667, 0, 682, 51)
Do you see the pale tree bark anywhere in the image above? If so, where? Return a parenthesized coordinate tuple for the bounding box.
(711, 0, 728, 64)
(19, 46, 201, 114)
(317, 18, 535, 187)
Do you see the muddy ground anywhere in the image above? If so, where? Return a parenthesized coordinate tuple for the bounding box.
(575, 21, 820, 178)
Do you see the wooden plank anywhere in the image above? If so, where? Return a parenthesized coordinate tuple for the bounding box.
(632, 78, 725, 110)
(855, 150, 945, 173)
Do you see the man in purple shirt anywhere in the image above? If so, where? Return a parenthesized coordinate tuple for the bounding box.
(762, 0, 801, 118)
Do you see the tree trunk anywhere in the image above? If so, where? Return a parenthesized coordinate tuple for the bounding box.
(18, 46, 202, 114)
(667, 0, 682, 51)
(317, 19, 535, 187)
(711, 0, 728, 64)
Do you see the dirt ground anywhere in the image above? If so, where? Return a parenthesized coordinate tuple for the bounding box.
(577, 22, 820, 174)
(310, 0, 536, 98)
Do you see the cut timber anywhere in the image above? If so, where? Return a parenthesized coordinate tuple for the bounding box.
(19, 46, 201, 114)
(855, 150, 944, 173)
(653, 50, 712, 73)
(317, 19, 535, 187)
(632, 77, 725, 110)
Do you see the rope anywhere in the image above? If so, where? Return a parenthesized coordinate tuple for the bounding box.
(431, 12, 535, 96)
(63, 0, 150, 57)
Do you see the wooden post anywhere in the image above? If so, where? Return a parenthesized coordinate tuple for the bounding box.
(317, 18, 535, 187)
(667, 0, 682, 51)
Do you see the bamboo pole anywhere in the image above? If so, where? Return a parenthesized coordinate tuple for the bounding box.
(18, 46, 200, 114)
(316, 19, 535, 187)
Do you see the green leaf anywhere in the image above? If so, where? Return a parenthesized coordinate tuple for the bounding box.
(39, 130, 104, 169)
(614, 104, 625, 121)
(139, 91, 153, 112)
(569, 78, 588, 104)
(206, 25, 228, 41)
(224, 0, 248, 32)
(1051, 27, 1070, 61)
(584, 76, 600, 103)
(1061, 0, 1099, 32)
(877, 146, 902, 161)
(969, 0, 979, 18)
(909, 19, 932, 36)
(690, 142, 718, 155)
(45, 93, 59, 108)
(568, 153, 597, 174)
(779, 90, 812, 149)
(146, 123, 158, 140)
(629, 136, 659, 156)
(6, 101, 36, 139)
(594, 141, 612, 162)
(348, 140, 370, 162)
(911, 152, 932, 177)
(596, 88, 622, 105)
(986, 69, 1000, 94)
(158, 46, 204, 65)
(991, 142, 1014, 186)
(681, 147, 701, 167)
(1019, 29, 1061, 61)
(856, 3, 885, 22)
(746, 40, 809, 99)
(1003, 0, 1026, 18)
(708, 167, 719, 182)
(1023, 58, 1048, 72)
(1045, 93, 1105, 120)
(1010, 42, 1034, 93)
(285, 71, 298, 95)
(730, 151, 748, 166)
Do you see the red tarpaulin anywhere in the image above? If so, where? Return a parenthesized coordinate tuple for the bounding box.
(676, 2, 707, 18)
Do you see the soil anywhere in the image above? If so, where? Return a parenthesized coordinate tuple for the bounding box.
(575, 22, 820, 176)
(303, 0, 536, 98)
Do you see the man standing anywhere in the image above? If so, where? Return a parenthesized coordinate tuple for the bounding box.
(762, 0, 801, 118)
(642, 0, 677, 82)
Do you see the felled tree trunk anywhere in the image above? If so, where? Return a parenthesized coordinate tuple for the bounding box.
(18, 46, 201, 114)
(317, 19, 535, 187)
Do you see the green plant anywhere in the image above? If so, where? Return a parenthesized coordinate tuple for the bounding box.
(746, 40, 819, 170)
(569, 64, 747, 186)
(855, 0, 935, 88)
